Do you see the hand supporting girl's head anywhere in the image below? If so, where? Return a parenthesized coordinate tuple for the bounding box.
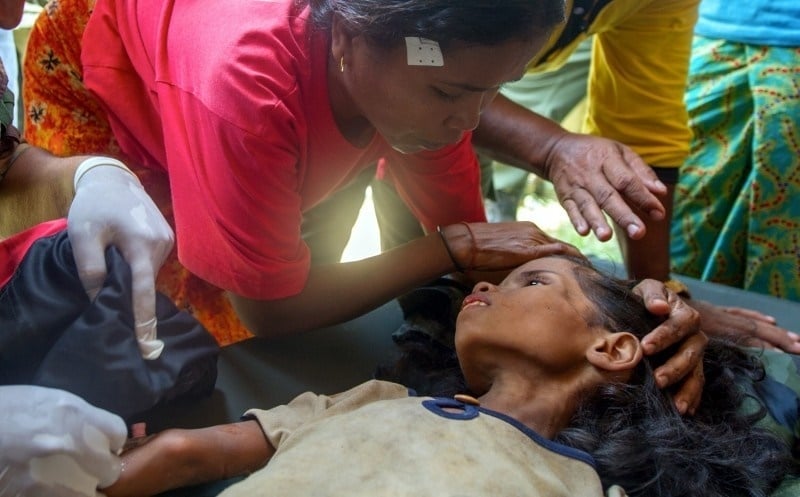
(383, 255, 794, 497)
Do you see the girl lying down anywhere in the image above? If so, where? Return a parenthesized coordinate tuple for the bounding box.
(105, 256, 795, 497)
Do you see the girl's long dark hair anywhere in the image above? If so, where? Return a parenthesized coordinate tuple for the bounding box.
(377, 257, 796, 497)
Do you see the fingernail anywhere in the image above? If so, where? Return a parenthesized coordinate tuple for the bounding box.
(676, 400, 688, 415)
(626, 224, 641, 238)
(649, 209, 665, 221)
(655, 372, 667, 387)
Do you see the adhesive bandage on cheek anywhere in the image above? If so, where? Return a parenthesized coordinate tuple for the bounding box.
(405, 37, 444, 67)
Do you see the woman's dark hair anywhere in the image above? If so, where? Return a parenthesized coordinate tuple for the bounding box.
(305, 0, 565, 49)
(377, 256, 796, 497)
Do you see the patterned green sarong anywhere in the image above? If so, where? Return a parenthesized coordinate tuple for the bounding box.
(671, 36, 800, 301)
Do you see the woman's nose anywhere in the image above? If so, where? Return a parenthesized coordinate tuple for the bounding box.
(446, 95, 485, 131)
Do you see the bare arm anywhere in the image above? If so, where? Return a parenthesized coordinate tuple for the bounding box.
(0, 144, 82, 237)
(230, 222, 578, 338)
(615, 182, 675, 281)
(472, 92, 564, 177)
(104, 420, 273, 497)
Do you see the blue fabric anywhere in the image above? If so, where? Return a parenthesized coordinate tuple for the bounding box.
(695, 0, 800, 46)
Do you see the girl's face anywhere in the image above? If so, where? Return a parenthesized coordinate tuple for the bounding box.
(455, 257, 606, 393)
(338, 34, 546, 154)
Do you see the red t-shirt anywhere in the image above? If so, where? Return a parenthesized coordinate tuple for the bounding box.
(81, 0, 484, 300)
(0, 219, 67, 288)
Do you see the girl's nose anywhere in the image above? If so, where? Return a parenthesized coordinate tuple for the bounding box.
(471, 281, 495, 294)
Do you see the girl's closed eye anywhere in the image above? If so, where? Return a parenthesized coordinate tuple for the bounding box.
(433, 87, 460, 102)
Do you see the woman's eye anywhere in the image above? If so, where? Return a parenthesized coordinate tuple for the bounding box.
(529, 279, 541, 286)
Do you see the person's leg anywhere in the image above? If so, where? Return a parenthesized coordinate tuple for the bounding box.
(302, 166, 374, 264)
(671, 37, 753, 289)
(740, 43, 800, 300)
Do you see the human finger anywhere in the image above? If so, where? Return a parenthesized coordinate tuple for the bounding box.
(559, 198, 592, 237)
(650, 325, 707, 389)
(747, 320, 800, 354)
(722, 306, 777, 325)
(468, 242, 578, 272)
(528, 241, 583, 260)
(58, 400, 127, 492)
(79, 404, 129, 456)
(122, 243, 166, 358)
(582, 175, 650, 241)
(631, 279, 672, 321)
(560, 187, 615, 241)
(665, 352, 706, 416)
(80, 428, 125, 489)
(454, 221, 583, 272)
(68, 228, 109, 302)
(639, 290, 700, 356)
(610, 147, 668, 216)
(691, 299, 800, 353)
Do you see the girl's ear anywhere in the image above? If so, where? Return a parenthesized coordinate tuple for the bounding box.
(586, 332, 643, 372)
(330, 13, 354, 65)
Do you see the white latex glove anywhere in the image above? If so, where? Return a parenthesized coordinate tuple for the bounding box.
(0, 385, 127, 497)
(69, 158, 174, 359)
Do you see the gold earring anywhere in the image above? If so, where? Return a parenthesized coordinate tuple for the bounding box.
(340, 56, 345, 72)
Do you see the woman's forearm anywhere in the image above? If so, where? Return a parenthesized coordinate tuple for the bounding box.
(472, 93, 567, 178)
(229, 232, 455, 338)
(230, 220, 579, 339)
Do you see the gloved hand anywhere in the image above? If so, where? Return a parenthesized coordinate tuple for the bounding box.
(0, 385, 127, 496)
(69, 158, 174, 359)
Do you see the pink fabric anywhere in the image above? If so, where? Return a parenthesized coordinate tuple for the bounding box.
(81, 0, 484, 300)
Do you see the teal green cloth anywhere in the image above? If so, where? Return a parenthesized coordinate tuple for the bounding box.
(671, 36, 800, 301)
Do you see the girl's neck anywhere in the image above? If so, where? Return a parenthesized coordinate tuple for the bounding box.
(478, 376, 584, 439)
